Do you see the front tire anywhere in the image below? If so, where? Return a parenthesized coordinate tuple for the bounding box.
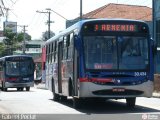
(126, 97, 136, 108)
(73, 97, 81, 109)
(17, 88, 23, 91)
(2, 83, 7, 91)
(26, 87, 30, 91)
(61, 96, 67, 101)
(3, 88, 7, 91)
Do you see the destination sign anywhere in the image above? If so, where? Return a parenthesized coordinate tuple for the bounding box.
(82, 22, 148, 34)
(7, 57, 31, 61)
(94, 24, 137, 32)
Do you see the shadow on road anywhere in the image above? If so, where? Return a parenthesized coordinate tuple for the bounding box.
(49, 98, 160, 114)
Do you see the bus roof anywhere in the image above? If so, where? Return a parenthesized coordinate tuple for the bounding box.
(45, 18, 147, 45)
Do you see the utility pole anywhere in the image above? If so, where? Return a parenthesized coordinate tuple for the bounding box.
(4, 7, 10, 21)
(36, 10, 53, 39)
(19, 25, 28, 54)
(80, 0, 83, 20)
(48, 11, 51, 39)
(23, 25, 27, 54)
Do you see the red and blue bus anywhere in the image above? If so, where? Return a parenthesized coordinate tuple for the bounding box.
(0, 55, 35, 91)
(43, 19, 156, 108)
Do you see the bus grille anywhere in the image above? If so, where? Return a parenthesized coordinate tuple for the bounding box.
(92, 89, 143, 96)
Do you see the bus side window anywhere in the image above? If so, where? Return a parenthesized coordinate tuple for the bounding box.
(50, 42, 54, 63)
(54, 41, 57, 62)
(48, 44, 50, 63)
(68, 33, 74, 59)
(63, 36, 67, 60)
(66, 34, 70, 59)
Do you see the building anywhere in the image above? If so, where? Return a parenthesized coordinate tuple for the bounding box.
(153, 0, 160, 73)
(66, 3, 152, 33)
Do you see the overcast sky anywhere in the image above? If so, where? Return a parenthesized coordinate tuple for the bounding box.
(0, 0, 152, 39)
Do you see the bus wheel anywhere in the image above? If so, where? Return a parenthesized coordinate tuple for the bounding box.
(20, 87, 24, 91)
(61, 96, 67, 101)
(26, 87, 30, 91)
(17, 88, 20, 91)
(2, 82, 7, 91)
(53, 92, 59, 101)
(126, 97, 136, 108)
(3, 88, 7, 91)
(73, 97, 81, 109)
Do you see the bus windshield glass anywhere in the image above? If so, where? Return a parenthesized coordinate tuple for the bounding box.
(6, 60, 34, 76)
(84, 35, 149, 70)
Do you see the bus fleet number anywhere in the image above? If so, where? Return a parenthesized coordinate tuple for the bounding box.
(134, 72, 147, 76)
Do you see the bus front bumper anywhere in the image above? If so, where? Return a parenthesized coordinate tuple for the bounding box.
(4, 82, 34, 88)
(79, 80, 153, 98)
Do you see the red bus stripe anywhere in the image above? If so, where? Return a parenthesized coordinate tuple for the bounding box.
(79, 78, 112, 83)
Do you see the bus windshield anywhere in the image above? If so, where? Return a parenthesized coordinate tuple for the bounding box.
(84, 35, 149, 70)
(6, 60, 34, 76)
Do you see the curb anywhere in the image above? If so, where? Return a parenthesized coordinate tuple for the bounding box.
(152, 92, 160, 98)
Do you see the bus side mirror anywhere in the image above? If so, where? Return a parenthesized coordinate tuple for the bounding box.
(151, 38, 157, 56)
(2, 62, 5, 67)
(34, 63, 36, 71)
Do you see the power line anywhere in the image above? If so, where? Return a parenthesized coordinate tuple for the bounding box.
(27, 12, 45, 30)
(1, 0, 18, 20)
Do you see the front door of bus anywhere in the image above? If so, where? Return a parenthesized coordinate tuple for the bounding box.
(58, 41, 63, 93)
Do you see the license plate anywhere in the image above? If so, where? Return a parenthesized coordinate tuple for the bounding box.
(112, 88, 125, 92)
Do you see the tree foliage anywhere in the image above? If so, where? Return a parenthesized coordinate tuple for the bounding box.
(42, 30, 55, 41)
(16, 33, 31, 43)
(0, 29, 32, 57)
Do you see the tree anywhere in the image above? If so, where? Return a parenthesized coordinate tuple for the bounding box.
(16, 33, 31, 43)
(3, 29, 17, 55)
(42, 30, 55, 41)
(1, 29, 32, 56)
(3, 29, 16, 46)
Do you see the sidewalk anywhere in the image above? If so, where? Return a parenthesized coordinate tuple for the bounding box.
(34, 83, 47, 90)
(152, 92, 160, 98)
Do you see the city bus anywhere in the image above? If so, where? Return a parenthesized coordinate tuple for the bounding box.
(43, 19, 156, 108)
(0, 55, 35, 91)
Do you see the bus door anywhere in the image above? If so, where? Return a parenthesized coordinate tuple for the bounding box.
(58, 41, 63, 93)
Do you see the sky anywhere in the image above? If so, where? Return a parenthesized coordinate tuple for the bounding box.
(0, 0, 152, 40)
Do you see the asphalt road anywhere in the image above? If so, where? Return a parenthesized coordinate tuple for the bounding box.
(0, 87, 160, 120)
